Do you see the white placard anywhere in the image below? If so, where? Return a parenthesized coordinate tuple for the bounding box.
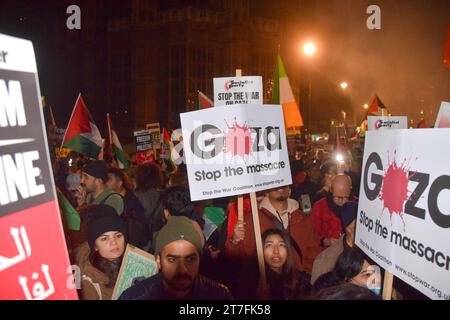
(434, 101, 450, 128)
(356, 128, 450, 300)
(367, 116, 408, 131)
(213, 76, 263, 107)
(180, 104, 292, 201)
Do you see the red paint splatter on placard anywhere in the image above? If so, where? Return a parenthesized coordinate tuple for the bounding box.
(223, 118, 253, 159)
(379, 151, 410, 223)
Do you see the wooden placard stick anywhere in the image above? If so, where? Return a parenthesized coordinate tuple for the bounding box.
(382, 270, 394, 300)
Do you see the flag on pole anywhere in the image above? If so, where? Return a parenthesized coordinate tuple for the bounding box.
(198, 90, 214, 109)
(61, 94, 103, 159)
(416, 119, 428, 128)
(443, 22, 450, 67)
(107, 113, 129, 169)
(97, 139, 105, 160)
(162, 127, 174, 162)
(57, 189, 80, 231)
(367, 95, 387, 115)
(272, 54, 304, 133)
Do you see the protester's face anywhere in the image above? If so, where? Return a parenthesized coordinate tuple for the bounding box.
(106, 173, 122, 193)
(95, 231, 125, 261)
(331, 177, 351, 207)
(350, 260, 372, 287)
(81, 172, 96, 193)
(263, 234, 287, 273)
(308, 166, 321, 182)
(268, 186, 291, 202)
(158, 240, 200, 297)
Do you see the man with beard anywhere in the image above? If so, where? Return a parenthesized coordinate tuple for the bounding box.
(223, 185, 322, 299)
(119, 216, 232, 300)
(78, 160, 124, 216)
(311, 174, 352, 248)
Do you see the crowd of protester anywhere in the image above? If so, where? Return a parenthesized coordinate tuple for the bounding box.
(54, 143, 425, 300)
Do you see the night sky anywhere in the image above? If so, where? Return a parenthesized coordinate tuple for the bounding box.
(0, 0, 449, 129)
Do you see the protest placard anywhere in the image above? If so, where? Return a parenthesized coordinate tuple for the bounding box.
(434, 101, 450, 128)
(180, 104, 292, 201)
(356, 128, 450, 299)
(112, 244, 158, 300)
(367, 116, 408, 131)
(146, 122, 161, 148)
(0, 33, 78, 300)
(134, 129, 154, 164)
(213, 76, 263, 107)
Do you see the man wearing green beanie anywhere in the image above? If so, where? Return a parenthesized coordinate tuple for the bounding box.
(119, 216, 232, 300)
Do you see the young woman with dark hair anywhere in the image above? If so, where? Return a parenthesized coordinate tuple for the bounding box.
(74, 205, 127, 300)
(312, 248, 380, 296)
(260, 228, 312, 300)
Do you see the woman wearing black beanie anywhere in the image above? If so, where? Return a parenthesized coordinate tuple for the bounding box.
(73, 204, 127, 300)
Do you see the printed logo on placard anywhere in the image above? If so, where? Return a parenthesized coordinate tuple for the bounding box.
(224, 80, 253, 92)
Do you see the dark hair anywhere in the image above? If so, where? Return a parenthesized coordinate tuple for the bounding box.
(108, 167, 134, 192)
(312, 283, 379, 300)
(261, 229, 311, 299)
(135, 164, 163, 191)
(313, 272, 341, 292)
(334, 248, 366, 282)
(163, 186, 195, 218)
(168, 171, 189, 189)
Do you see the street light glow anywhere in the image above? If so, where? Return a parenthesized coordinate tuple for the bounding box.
(303, 42, 316, 56)
(364, 104, 369, 109)
(340, 82, 348, 89)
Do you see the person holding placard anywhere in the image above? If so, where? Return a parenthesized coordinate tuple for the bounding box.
(312, 174, 352, 248)
(259, 228, 312, 300)
(74, 205, 127, 300)
(223, 185, 322, 299)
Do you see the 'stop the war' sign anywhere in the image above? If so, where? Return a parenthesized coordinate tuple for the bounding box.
(213, 76, 263, 107)
(0, 33, 78, 300)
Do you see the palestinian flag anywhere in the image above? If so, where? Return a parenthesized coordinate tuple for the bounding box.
(107, 113, 128, 169)
(198, 90, 214, 109)
(272, 54, 303, 134)
(162, 128, 174, 161)
(62, 94, 103, 159)
(367, 95, 387, 115)
(57, 189, 80, 231)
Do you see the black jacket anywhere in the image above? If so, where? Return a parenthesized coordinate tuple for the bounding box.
(118, 273, 233, 300)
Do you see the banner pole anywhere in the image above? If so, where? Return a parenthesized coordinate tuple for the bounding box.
(382, 270, 394, 300)
(235, 69, 244, 221)
(250, 192, 267, 291)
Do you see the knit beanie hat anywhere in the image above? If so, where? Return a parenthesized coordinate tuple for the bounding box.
(82, 160, 108, 183)
(87, 204, 125, 251)
(155, 216, 202, 255)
